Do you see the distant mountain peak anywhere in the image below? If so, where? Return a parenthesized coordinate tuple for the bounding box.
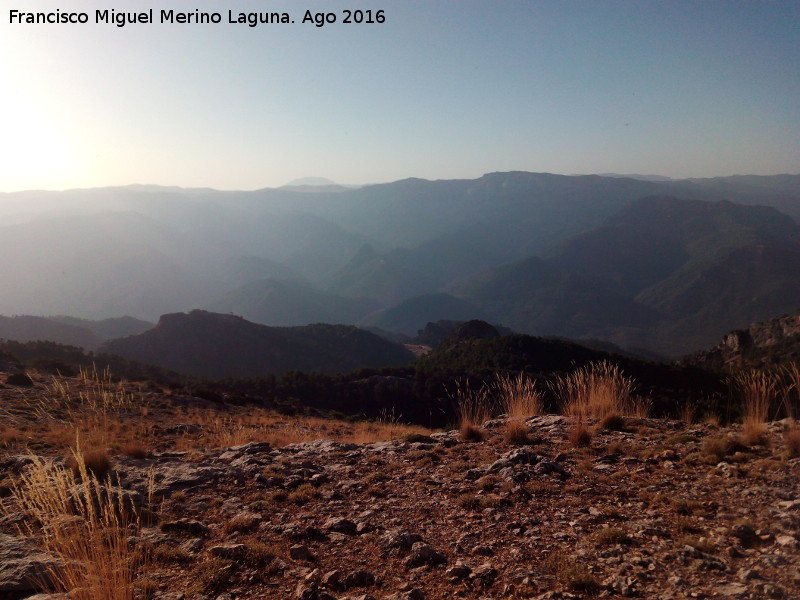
(283, 177, 339, 187)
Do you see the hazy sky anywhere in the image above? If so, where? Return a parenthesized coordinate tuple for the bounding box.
(1, 0, 798, 191)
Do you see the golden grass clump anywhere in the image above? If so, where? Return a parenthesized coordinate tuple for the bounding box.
(568, 422, 593, 448)
(784, 425, 800, 459)
(449, 380, 496, 442)
(7, 447, 147, 600)
(729, 370, 778, 445)
(780, 363, 799, 421)
(495, 372, 543, 419)
(551, 361, 635, 445)
(551, 361, 635, 422)
(504, 419, 537, 445)
(67, 448, 112, 479)
(544, 551, 601, 595)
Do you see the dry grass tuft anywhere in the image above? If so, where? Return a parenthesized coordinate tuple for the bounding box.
(568, 422, 593, 448)
(449, 380, 495, 442)
(0, 425, 20, 448)
(780, 363, 799, 421)
(545, 551, 601, 595)
(6, 447, 147, 600)
(460, 423, 485, 443)
(730, 370, 777, 445)
(504, 419, 536, 445)
(288, 483, 321, 505)
(701, 434, 745, 463)
(784, 425, 800, 459)
(594, 526, 633, 546)
(68, 448, 112, 479)
(551, 361, 635, 421)
(224, 512, 259, 534)
(186, 558, 234, 596)
(121, 442, 149, 459)
(495, 372, 543, 419)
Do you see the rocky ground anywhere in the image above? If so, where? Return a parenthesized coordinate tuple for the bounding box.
(1, 373, 799, 600)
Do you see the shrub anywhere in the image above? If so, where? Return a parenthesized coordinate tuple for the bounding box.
(780, 363, 799, 421)
(152, 544, 194, 564)
(364, 471, 390, 484)
(404, 433, 435, 443)
(672, 499, 703, 516)
(0, 426, 20, 448)
(478, 495, 501, 509)
(599, 413, 626, 431)
(407, 449, 440, 467)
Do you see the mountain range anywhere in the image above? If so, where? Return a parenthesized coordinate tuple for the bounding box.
(99, 310, 414, 378)
(1, 171, 798, 357)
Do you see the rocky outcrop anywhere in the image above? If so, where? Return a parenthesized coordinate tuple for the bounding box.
(684, 313, 800, 369)
(0, 533, 58, 596)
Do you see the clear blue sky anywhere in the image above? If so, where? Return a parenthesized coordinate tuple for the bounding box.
(1, 0, 798, 191)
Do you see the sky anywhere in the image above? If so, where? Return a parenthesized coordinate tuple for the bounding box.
(1, 0, 798, 192)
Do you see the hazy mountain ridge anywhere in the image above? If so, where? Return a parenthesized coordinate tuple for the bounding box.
(0, 315, 103, 350)
(357, 294, 489, 336)
(209, 278, 380, 327)
(47, 315, 154, 340)
(1, 172, 798, 356)
(446, 196, 800, 355)
(99, 310, 415, 378)
(0, 315, 154, 350)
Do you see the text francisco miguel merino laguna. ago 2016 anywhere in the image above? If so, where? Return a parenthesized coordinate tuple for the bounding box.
(7, 8, 387, 27)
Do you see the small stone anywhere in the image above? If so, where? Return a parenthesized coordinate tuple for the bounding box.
(208, 543, 245, 560)
(405, 542, 446, 568)
(159, 519, 210, 537)
(380, 530, 423, 554)
(737, 567, 761, 581)
(295, 583, 315, 600)
(446, 564, 472, 580)
(714, 582, 748, 597)
(0, 533, 59, 594)
(324, 517, 357, 535)
(306, 568, 323, 583)
(321, 569, 341, 590)
(290, 544, 317, 562)
(344, 569, 375, 588)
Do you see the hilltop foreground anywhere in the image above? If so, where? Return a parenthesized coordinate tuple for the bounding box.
(1, 371, 799, 600)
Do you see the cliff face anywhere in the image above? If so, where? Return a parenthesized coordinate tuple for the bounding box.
(684, 314, 800, 370)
